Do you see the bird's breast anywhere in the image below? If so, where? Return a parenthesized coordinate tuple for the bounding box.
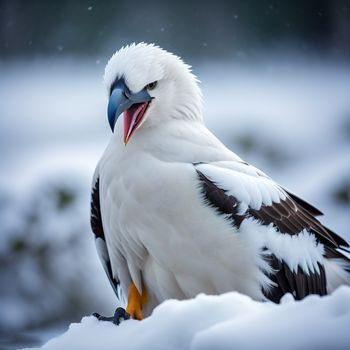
(98, 148, 264, 299)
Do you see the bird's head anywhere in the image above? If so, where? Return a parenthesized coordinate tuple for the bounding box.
(104, 43, 202, 144)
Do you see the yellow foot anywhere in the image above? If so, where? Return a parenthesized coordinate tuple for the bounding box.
(126, 282, 148, 320)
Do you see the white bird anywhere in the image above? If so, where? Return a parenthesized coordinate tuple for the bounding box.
(91, 43, 350, 324)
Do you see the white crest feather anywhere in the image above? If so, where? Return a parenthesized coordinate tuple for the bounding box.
(103, 42, 203, 122)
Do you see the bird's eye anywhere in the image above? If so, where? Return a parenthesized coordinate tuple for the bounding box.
(146, 81, 157, 90)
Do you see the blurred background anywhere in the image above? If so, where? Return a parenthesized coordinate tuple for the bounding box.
(1, 0, 350, 349)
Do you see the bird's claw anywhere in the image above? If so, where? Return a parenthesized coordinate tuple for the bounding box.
(113, 307, 130, 325)
(92, 307, 130, 325)
(92, 312, 113, 322)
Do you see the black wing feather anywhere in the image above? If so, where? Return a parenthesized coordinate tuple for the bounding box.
(285, 190, 323, 216)
(91, 177, 120, 297)
(249, 197, 339, 247)
(196, 167, 349, 302)
(263, 254, 327, 302)
(91, 177, 105, 240)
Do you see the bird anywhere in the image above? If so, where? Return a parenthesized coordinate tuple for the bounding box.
(90, 42, 350, 324)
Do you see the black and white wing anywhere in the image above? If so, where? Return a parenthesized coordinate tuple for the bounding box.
(195, 161, 350, 302)
(90, 174, 121, 299)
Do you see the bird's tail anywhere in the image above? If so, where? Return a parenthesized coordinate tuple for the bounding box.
(324, 247, 350, 293)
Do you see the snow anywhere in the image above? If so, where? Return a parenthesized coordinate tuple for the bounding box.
(24, 287, 350, 350)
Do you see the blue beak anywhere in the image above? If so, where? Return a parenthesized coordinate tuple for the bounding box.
(107, 79, 152, 132)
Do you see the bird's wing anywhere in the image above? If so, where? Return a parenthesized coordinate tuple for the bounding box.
(194, 161, 349, 301)
(90, 172, 121, 299)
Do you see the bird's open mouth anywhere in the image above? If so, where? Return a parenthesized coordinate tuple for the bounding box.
(123, 101, 149, 144)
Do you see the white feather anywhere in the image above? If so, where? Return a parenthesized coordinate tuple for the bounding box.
(95, 237, 109, 265)
(239, 218, 324, 274)
(196, 162, 286, 213)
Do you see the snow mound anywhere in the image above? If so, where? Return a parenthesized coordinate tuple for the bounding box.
(26, 287, 350, 350)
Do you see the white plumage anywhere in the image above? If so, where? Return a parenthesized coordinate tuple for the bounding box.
(91, 43, 350, 320)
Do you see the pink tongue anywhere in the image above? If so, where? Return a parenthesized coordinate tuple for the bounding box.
(123, 102, 147, 144)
